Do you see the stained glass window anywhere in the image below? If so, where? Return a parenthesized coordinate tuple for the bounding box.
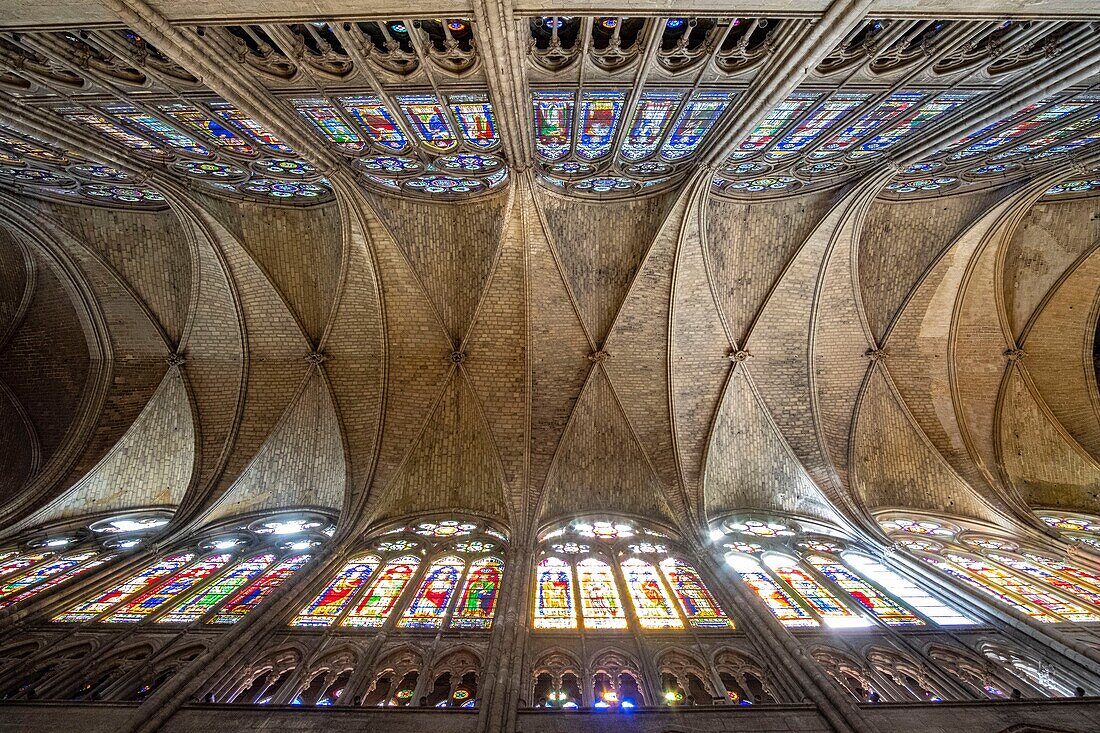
(450, 94, 498, 149)
(1025, 554, 1100, 596)
(842, 553, 973, 625)
(658, 558, 731, 628)
(805, 556, 922, 626)
(533, 92, 574, 161)
(413, 520, 478, 539)
(397, 95, 457, 152)
(209, 103, 294, 154)
(107, 106, 209, 155)
(573, 521, 634, 540)
(160, 103, 254, 155)
(0, 551, 96, 601)
(209, 554, 311, 625)
(0, 554, 115, 610)
(621, 558, 682, 629)
(575, 92, 625, 161)
(621, 91, 684, 161)
(294, 99, 364, 151)
(811, 92, 925, 158)
(0, 552, 51, 580)
(948, 101, 1090, 161)
(728, 555, 817, 628)
(730, 94, 818, 158)
(767, 556, 869, 627)
(54, 552, 195, 622)
(948, 103, 1044, 149)
(944, 552, 1098, 622)
(291, 556, 379, 627)
(533, 556, 576, 629)
(850, 92, 974, 158)
(766, 93, 868, 159)
(451, 557, 503, 629)
(342, 555, 419, 628)
(725, 519, 795, 538)
(398, 555, 464, 629)
(159, 553, 275, 624)
(61, 110, 165, 155)
(661, 91, 734, 161)
(576, 558, 627, 629)
(881, 518, 954, 538)
(988, 554, 1100, 609)
(339, 96, 408, 152)
(104, 553, 233, 623)
(1039, 515, 1100, 534)
(998, 111, 1100, 159)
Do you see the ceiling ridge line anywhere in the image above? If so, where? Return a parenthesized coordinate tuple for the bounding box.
(803, 171, 895, 517)
(157, 193, 250, 532)
(326, 184, 389, 541)
(665, 173, 721, 513)
(457, 177, 519, 353)
(1013, 360, 1100, 475)
(453, 364, 519, 528)
(528, 186, 597, 351)
(360, 363, 459, 528)
(944, 179, 1070, 523)
(599, 173, 698, 348)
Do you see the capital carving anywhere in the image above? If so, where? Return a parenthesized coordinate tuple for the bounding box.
(1003, 347, 1027, 362)
(448, 351, 467, 364)
(865, 347, 888, 362)
(587, 350, 611, 364)
(305, 351, 327, 365)
(166, 353, 186, 367)
(729, 349, 752, 363)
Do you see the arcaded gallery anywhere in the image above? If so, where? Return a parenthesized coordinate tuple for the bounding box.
(0, 1, 1099, 732)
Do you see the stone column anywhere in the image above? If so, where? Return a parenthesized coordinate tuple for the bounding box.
(477, 543, 532, 733)
(701, 548, 882, 733)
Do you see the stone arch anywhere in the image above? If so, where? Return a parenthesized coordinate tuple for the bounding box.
(866, 646, 942, 702)
(712, 648, 777, 704)
(811, 646, 879, 703)
(361, 646, 424, 707)
(222, 646, 303, 704)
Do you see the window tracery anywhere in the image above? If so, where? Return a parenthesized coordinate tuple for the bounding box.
(533, 518, 731, 631)
(49, 512, 329, 625)
(289, 516, 505, 631)
(882, 514, 1100, 623)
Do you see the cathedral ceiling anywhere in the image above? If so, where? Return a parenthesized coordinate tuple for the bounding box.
(0, 2, 1099, 550)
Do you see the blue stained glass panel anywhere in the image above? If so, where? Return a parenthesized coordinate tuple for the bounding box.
(621, 91, 684, 161)
(0, 551, 95, 600)
(107, 106, 209, 155)
(293, 99, 365, 151)
(661, 91, 733, 161)
(450, 94, 498, 149)
(851, 92, 975, 158)
(0, 554, 114, 610)
(103, 553, 233, 623)
(576, 92, 624, 161)
(766, 93, 868, 159)
(159, 553, 276, 624)
(62, 110, 166, 156)
(732, 94, 819, 158)
(160, 103, 254, 155)
(291, 556, 379, 627)
(209, 103, 294, 154)
(209, 554, 312, 624)
(811, 92, 926, 158)
(53, 552, 195, 622)
(340, 96, 408, 152)
(398, 556, 463, 629)
(999, 111, 1100, 159)
(948, 101, 1090, 161)
(532, 92, 574, 161)
(397, 95, 457, 152)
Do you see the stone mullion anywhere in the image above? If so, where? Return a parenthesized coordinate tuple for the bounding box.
(477, 543, 531, 733)
(888, 37, 1100, 169)
(798, 555, 979, 701)
(702, 547, 882, 733)
(700, 0, 874, 169)
(470, 0, 533, 167)
(883, 547, 1100, 682)
(102, 0, 346, 178)
(125, 546, 342, 733)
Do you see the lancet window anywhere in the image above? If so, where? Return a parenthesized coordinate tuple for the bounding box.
(532, 518, 732, 631)
(289, 517, 505, 631)
(0, 511, 174, 614)
(50, 512, 330, 625)
(716, 516, 975, 628)
(882, 514, 1100, 624)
